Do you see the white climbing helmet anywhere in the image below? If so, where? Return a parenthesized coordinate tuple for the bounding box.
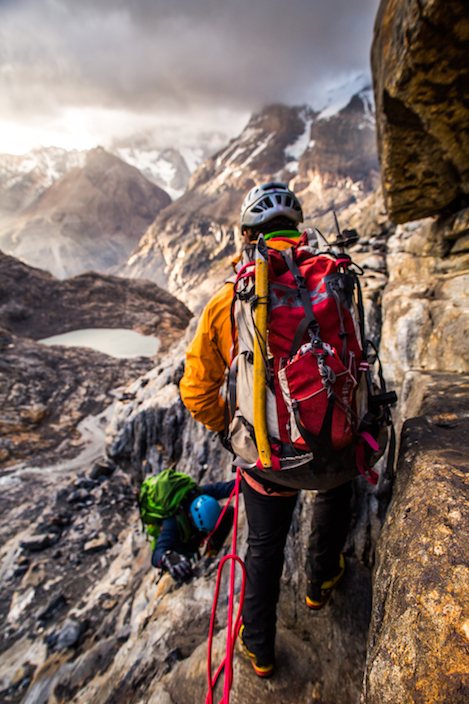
(240, 182, 303, 229)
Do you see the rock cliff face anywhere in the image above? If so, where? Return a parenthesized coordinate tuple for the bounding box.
(371, 0, 469, 223)
(291, 90, 379, 227)
(379, 210, 469, 389)
(362, 206, 469, 704)
(123, 95, 379, 311)
(0, 149, 171, 279)
(364, 1, 469, 701)
(363, 372, 469, 703)
(0, 251, 192, 344)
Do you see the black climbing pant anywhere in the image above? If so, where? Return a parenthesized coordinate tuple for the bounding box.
(241, 477, 353, 663)
(305, 481, 353, 590)
(241, 477, 298, 664)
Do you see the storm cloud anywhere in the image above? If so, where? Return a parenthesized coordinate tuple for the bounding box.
(1, 0, 379, 118)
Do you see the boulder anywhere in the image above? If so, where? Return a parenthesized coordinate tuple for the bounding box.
(50, 618, 83, 652)
(83, 533, 111, 554)
(89, 457, 116, 480)
(20, 535, 56, 553)
(363, 372, 469, 702)
(371, 0, 469, 223)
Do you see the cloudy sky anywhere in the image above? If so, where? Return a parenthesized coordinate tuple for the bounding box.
(0, 0, 380, 154)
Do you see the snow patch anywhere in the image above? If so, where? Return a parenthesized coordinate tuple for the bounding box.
(358, 87, 375, 125)
(113, 146, 189, 200)
(0, 147, 86, 192)
(215, 127, 262, 168)
(240, 133, 275, 168)
(285, 118, 313, 161)
(316, 74, 373, 120)
(286, 161, 300, 173)
(179, 147, 205, 174)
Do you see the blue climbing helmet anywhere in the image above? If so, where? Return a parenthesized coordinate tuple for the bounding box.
(190, 494, 221, 532)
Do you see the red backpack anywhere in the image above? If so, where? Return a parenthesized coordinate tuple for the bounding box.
(227, 230, 396, 491)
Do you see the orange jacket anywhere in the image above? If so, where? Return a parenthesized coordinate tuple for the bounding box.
(179, 233, 301, 433)
(179, 281, 234, 432)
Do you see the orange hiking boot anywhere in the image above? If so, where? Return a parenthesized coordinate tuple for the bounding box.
(238, 624, 275, 678)
(306, 554, 345, 610)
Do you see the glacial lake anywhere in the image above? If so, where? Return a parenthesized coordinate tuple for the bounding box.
(39, 328, 161, 359)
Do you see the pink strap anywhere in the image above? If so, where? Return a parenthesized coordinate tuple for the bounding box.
(235, 261, 254, 284)
(256, 451, 281, 472)
(355, 442, 378, 485)
(360, 431, 379, 452)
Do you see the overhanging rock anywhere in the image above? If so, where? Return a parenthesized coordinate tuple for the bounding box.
(371, 0, 469, 223)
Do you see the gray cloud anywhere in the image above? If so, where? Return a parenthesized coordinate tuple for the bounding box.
(0, 0, 380, 121)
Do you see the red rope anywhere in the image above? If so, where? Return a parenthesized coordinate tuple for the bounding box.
(206, 468, 245, 704)
(202, 483, 237, 548)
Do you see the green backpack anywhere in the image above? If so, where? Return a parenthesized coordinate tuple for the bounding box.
(139, 468, 199, 548)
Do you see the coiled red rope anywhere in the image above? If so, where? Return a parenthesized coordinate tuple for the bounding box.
(205, 468, 245, 704)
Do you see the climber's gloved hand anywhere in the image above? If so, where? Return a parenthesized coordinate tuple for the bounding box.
(160, 551, 193, 583)
(218, 431, 234, 455)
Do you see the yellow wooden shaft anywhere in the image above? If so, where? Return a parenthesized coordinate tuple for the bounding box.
(253, 235, 271, 469)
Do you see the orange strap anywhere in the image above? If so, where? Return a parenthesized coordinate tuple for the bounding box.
(240, 470, 298, 498)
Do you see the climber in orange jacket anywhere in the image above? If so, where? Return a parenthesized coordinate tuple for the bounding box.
(180, 182, 351, 678)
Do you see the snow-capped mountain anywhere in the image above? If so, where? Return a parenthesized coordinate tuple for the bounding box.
(313, 73, 374, 120)
(110, 130, 231, 200)
(111, 146, 190, 201)
(122, 91, 378, 311)
(0, 130, 231, 219)
(0, 146, 87, 216)
(0, 82, 378, 295)
(121, 103, 314, 307)
(0, 148, 171, 278)
(291, 89, 379, 230)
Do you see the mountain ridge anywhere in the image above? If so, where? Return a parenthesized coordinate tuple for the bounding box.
(0, 148, 171, 279)
(122, 92, 379, 311)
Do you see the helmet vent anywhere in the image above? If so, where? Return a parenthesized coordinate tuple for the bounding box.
(240, 181, 303, 228)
